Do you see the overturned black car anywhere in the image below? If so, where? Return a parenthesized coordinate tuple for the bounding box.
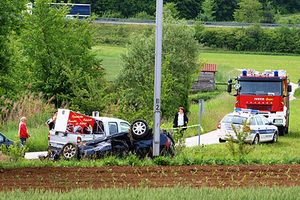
(55, 120, 175, 160)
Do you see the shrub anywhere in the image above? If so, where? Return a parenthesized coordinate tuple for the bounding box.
(195, 25, 300, 54)
(0, 143, 28, 162)
(225, 122, 254, 160)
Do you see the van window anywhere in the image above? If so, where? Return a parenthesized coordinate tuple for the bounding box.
(93, 121, 105, 134)
(120, 122, 130, 133)
(109, 122, 118, 135)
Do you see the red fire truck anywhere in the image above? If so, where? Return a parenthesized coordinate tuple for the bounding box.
(227, 70, 292, 135)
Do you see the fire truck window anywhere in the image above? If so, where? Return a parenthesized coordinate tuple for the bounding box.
(93, 121, 104, 134)
(239, 81, 282, 96)
(109, 122, 118, 135)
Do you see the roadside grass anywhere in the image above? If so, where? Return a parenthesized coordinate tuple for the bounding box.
(295, 88, 300, 98)
(2, 187, 300, 200)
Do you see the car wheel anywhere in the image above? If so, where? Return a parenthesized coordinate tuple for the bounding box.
(131, 119, 149, 139)
(219, 138, 226, 143)
(278, 126, 286, 136)
(252, 135, 259, 145)
(285, 127, 289, 134)
(272, 132, 278, 143)
(62, 143, 78, 160)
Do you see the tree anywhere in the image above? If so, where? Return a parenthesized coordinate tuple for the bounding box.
(0, 0, 26, 98)
(214, 0, 238, 21)
(21, 0, 106, 112)
(234, 0, 263, 23)
(261, 1, 276, 23)
(114, 16, 198, 122)
(198, 0, 216, 21)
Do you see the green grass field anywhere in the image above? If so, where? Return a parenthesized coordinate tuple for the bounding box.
(94, 45, 300, 83)
(1, 187, 300, 200)
(92, 45, 126, 81)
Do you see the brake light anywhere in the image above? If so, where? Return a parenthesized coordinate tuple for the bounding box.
(217, 122, 221, 129)
(77, 136, 82, 144)
(165, 138, 171, 149)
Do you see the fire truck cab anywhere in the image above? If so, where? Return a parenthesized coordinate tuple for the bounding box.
(228, 70, 292, 135)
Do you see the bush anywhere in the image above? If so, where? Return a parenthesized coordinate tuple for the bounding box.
(0, 143, 28, 161)
(226, 123, 254, 160)
(195, 25, 300, 54)
(189, 91, 221, 103)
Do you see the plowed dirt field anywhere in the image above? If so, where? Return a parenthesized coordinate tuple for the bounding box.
(1, 164, 300, 191)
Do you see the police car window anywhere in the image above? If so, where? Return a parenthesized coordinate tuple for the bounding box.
(261, 117, 269, 125)
(249, 118, 257, 125)
(223, 115, 247, 124)
(255, 117, 264, 125)
(120, 122, 130, 133)
(109, 122, 118, 135)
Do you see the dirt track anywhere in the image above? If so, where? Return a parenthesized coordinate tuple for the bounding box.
(1, 164, 300, 191)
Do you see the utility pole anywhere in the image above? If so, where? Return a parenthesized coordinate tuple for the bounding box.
(153, 0, 163, 156)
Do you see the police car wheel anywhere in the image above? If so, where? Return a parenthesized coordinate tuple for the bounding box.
(272, 132, 278, 143)
(252, 135, 259, 145)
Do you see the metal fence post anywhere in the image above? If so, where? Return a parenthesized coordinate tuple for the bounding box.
(198, 99, 204, 145)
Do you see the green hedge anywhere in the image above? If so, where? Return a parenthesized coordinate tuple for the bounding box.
(195, 25, 300, 54)
(93, 24, 153, 46)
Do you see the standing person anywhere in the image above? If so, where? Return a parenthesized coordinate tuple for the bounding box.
(46, 112, 57, 130)
(173, 107, 189, 145)
(173, 107, 189, 130)
(19, 117, 30, 146)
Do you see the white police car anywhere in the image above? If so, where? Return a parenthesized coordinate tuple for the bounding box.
(218, 109, 278, 144)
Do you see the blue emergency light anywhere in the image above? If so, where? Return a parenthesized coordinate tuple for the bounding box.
(234, 108, 259, 114)
(274, 70, 279, 77)
(242, 70, 247, 76)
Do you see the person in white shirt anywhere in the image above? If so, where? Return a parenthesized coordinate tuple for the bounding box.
(173, 107, 188, 131)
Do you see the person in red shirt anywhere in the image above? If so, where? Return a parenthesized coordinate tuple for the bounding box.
(19, 117, 30, 146)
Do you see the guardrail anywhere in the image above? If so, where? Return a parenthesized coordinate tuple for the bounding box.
(94, 18, 300, 28)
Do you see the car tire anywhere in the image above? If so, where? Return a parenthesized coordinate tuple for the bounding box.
(131, 119, 149, 139)
(252, 135, 259, 145)
(219, 138, 226, 143)
(278, 126, 286, 136)
(285, 127, 289, 134)
(62, 143, 78, 160)
(272, 132, 278, 143)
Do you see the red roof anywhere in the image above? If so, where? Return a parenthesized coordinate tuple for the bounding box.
(202, 63, 217, 72)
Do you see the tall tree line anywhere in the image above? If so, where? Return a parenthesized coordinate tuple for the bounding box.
(72, 0, 300, 20)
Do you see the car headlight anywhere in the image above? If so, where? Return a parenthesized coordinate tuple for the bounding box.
(273, 119, 283, 124)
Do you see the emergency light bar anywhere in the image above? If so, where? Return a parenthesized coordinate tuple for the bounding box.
(234, 108, 259, 114)
(240, 69, 286, 77)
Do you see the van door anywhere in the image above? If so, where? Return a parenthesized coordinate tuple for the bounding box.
(93, 120, 106, 140)
(108, 122, 119, 136)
